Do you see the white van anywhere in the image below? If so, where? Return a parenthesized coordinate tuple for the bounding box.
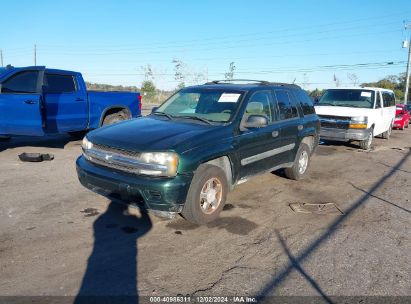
(315, 87, 396, 149)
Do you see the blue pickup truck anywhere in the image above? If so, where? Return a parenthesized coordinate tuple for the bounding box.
(0, 66, 141, 139)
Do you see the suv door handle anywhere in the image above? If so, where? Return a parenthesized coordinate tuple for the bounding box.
(272, 131, 279, 138)
(24, 100, 37, 105)
(75, 98, 85, 101)
(298, 125, 304, 131)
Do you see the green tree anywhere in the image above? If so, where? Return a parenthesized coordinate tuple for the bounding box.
(361, 73, 406, 101)
(141, 80, 156, 100)
(224, 62, 236, 80)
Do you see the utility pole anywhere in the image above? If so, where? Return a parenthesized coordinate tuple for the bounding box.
(0, 50, 3, 67)
(404, 23, 411, 104)
(34, 44, 37, 66)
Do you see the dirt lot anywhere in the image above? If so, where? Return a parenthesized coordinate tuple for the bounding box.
(0, 115, 410, 301)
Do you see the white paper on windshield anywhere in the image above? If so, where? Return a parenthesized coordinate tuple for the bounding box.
(361, 92, 372, 98)
(218, 93, 241, 103)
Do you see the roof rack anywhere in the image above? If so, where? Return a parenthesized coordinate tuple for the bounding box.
(204, 79, 301, 89)
(205, 79, 270, 85)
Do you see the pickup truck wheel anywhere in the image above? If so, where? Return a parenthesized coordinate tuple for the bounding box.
(102, 112, 127, 126)
(359, 129, 374, 150)
(181, 164, 228, 225)
(284, 143, 311, 180)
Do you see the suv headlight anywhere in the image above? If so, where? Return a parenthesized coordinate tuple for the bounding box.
(349, 116, 368, 129)
(139, 152, 179, 176)
(82, 136, 93, 150)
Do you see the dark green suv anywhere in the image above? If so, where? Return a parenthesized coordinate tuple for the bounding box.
(76, 80, 320, 224)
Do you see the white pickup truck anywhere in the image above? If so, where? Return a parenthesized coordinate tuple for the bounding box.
(315, 87, 396, 150)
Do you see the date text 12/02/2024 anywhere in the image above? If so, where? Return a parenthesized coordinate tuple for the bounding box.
(149, 296, 257, 303)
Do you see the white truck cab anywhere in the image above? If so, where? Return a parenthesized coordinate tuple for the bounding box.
(315, 87, 396, 149)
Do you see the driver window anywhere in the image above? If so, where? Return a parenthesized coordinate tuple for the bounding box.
(375, 92, 381, 109)
(243, 91, 274, 123)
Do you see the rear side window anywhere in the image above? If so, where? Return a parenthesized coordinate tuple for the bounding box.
(274, 90, 298, 120)
(44, 74, 76, 93)
(293, 90, 315, 115)
(1, 71, 39, 93)
(382, 92, 395, 107)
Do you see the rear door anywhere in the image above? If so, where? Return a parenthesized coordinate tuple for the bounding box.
(43, 72, 88, 133)
(272, 89, 303, 164)
(237, 90, 284, 178)
(0, 68, 45, 136)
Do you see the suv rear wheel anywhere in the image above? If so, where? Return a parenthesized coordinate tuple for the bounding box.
(284, 143, 311, 180)
(181, 164, 228, 225)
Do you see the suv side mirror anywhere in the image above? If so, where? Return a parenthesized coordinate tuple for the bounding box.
(241, 114, 268, 129)
(151, 106, 159, 113)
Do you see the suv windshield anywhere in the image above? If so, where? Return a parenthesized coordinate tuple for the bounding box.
(155, 88, 244, 123)
(318, 89, 375, 109)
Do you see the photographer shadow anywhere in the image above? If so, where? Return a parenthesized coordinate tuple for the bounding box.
(75, 202, 152, 304)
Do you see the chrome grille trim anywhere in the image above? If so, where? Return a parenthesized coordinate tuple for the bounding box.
(83, 145, 166, 174)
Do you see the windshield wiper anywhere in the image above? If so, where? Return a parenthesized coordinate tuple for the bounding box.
(316, 102, 335, 106)
(152, 111, 174, 120)
(177, 115, 213, 125)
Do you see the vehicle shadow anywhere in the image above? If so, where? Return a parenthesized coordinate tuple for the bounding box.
(0, 134, 79, 152)
(256, 149, 411, 299)
(75, 202, 153, 304)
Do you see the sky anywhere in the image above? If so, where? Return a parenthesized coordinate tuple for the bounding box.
(1, 0, 410, 90)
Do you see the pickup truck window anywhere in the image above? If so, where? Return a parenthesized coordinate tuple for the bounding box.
(44, 74, 76, 93)
(156, 88, 244, 123)
(1, 71, 39, 94)
(274, 90, 298, 120)
(317, 89, 374, 109)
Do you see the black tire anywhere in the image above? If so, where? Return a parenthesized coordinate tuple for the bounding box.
(381, 124, 392, 139)
(284, 143, 311, 180)
(359, 128, 373, 150)
(181, 164, 228, 225)
(102, 112, 127, 126)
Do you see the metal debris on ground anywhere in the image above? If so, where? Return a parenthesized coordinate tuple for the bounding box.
(289, 202, 344, 215)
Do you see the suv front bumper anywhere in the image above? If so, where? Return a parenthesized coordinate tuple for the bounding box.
(320, 127, 371, 141)
(76, 156, 193, 212)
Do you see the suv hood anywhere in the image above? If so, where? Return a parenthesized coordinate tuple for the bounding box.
(87, 116, 229, 153)
(315, 106, 375, 118)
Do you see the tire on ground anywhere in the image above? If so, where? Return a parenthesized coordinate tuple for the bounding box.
(359, 128, 374, 150)
(381, 123, 392, 139)
(284, 143, 311, 181)
(181, 164, 228, 225)
(102, 110, 127, 126)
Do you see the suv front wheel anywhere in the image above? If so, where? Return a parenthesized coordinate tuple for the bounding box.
(284, 143, 311, 180)
(181, 164, 228, 225)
